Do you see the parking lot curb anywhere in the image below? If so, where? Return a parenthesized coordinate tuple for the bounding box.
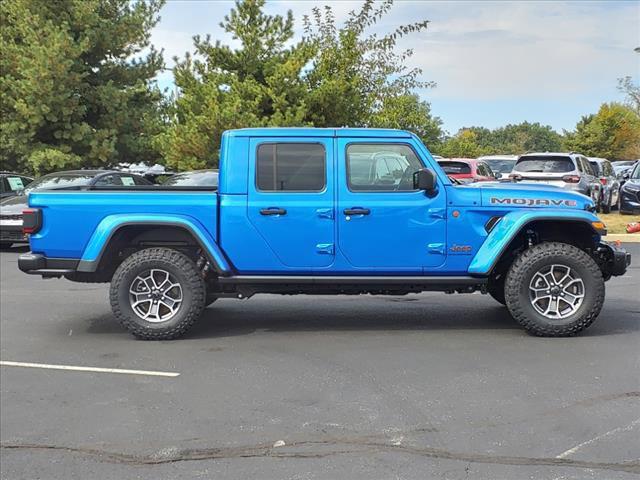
(605, 234, 640, 243)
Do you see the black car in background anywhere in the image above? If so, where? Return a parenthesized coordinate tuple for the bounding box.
(588, 157, 620, 213)
(0, 170, 151, 248)
(0, 172, 33, 200)
(619, 162, 640, 215)
(162, 169, 219, 187)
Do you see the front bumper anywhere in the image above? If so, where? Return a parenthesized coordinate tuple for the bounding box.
(599, 242, 631, 278)
(18, 252, 79, 277)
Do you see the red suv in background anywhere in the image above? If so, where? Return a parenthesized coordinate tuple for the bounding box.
(437, 158, 497, 183)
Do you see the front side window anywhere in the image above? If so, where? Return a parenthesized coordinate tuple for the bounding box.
(347, 144, 423, 191)
(256, 143, 325, 192)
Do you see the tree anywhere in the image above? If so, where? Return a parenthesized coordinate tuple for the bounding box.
(563, 102, 640, 160)
(617, 76, 640, 115)
(436, 129, 486, 158)
(158, 0, 438, 170)
(462, 122, 562, 155)
(435, 122, 562, 158)
(156, 0, 311, 170)
(301, 0, 435, 129)
(369, 94, 442, 149)
(0, 0, 165, 174)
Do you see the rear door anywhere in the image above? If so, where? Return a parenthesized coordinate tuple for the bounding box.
(336, 139, 447, 270)
(247, 138, 335, 268)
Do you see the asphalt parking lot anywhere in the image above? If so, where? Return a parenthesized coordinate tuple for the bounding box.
(1, 245, 639, 479)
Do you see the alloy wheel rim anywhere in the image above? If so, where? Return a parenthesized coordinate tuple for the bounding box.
(528, 264, 585, 319)
(129, 269, 183, 323)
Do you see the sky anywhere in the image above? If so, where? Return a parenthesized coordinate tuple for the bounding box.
(149, 0, 640, 134)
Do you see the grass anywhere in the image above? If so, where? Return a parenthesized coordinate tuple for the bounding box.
(597, 212, 640, 234)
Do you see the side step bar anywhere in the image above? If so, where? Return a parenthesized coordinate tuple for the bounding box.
(218, 275, 486, 286)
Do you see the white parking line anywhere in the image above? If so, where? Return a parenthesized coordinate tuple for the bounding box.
(556, 418, 640, 459)
(0, 361, 180, 378)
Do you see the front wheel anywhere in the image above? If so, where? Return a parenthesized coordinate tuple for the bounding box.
(504, 242, 604, 337)
(110, 248, 205, 340)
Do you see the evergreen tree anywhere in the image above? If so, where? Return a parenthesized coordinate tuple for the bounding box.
(0, 0, 165, 174)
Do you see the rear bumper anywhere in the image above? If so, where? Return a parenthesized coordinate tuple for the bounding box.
(18, 252, 79, 277)
(0, 225, 27, 243)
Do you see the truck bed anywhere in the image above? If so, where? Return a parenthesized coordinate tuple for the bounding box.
(28, 189, 218, 259)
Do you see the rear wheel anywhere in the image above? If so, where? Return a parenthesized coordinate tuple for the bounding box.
(110, 248, 205, 340)
(504, 242, 604, 337)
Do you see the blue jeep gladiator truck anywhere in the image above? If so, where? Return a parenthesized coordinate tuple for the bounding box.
(18, 128, 630, 339)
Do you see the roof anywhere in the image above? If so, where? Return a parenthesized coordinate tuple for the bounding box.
(0, 171, 33, 176)
(477, 155, 517, 161)
(224, 128, 413, 138)
(438, 158, 477, 163)
(518, 152, 580, 158)
(39, 169, 117, 177)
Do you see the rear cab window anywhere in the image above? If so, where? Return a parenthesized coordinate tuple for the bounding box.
(438, 161, 471, 175)
(514, 156, 575, 173)
(256, 143, 326, 192)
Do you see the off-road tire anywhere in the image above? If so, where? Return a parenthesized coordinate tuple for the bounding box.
(504, 242, 604, 337)
(110, 248, 205, 340)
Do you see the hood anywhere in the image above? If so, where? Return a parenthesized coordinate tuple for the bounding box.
(0, 194, 28, 215)
(460, 182, 594, 210)
(622, 178, 640, 189)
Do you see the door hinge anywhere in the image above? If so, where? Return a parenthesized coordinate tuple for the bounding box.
(427, 208, 446, 219)
(427, 242, 446, 255)
(316, 243, 334, 255)
(316, 208, 334, 219)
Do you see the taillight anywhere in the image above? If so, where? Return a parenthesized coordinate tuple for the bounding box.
(22, 209, 42, 234)
(599, 177, 607, 185)
(562, 175, 580, 183)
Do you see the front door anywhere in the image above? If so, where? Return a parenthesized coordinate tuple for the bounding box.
(247, 138, 335, 268)
(337, 139, 447, 270)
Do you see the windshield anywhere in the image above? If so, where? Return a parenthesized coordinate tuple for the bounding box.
(631, 163, 640, 179)
(484, 159, 516, 174)
(588, 161, 603, 176)
(514, 156, 574, 173)
(24, 173, 96, 193)
(163, 171, 218, 187)
(438, 161, 471, 174)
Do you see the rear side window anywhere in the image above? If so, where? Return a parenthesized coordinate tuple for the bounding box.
(514, 156, 575, 173)
(589, 161, 602, 176)
(256, 143, 325, 192)
(6, 176, 26, 191)
(94, 175, 122, 186)
(438, 161, 471, 174)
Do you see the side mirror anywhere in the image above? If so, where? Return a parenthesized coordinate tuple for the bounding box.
(413, 168, 437, 194)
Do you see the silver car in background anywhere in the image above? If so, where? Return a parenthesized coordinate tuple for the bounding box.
(588, 157, 620, 213)
(478, 155, 517, 179)
(510, 152, 601, 203)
